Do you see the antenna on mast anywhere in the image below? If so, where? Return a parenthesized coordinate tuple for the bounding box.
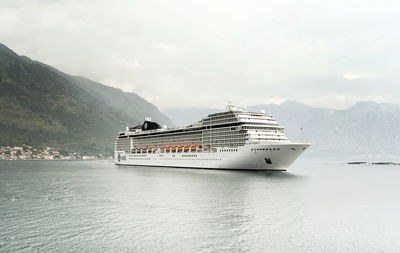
(301, 127, 304, 142)
(144, 112, 152, 121)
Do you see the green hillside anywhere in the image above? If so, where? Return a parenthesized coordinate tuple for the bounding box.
(0, 43, 172, 155)
(70, 76, 174, 127)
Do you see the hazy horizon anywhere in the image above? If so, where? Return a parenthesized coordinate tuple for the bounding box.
(2, 0, 399, 110)
(162, 99, 395, 112)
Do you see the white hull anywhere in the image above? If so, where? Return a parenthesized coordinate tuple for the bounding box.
(115, 142, 310, 171)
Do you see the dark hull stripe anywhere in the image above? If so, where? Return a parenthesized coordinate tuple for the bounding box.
(115, 163, 286, 171)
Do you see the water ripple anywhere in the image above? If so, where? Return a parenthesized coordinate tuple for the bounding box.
(1, 161, 400, 252)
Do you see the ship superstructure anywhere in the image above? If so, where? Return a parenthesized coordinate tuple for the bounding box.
(115, 105, 310, 170)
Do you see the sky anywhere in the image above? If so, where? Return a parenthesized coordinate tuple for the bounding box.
(1, 0, 400, 110)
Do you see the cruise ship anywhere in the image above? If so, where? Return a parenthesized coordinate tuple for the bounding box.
(114, 104, 310, 171)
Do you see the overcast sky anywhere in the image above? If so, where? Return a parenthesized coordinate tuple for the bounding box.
(1, 0, 399, 110)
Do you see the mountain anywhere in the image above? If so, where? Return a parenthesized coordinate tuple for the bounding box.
(71, 76, 173, 127)
(165, 101, 400, 160)
(0, 42, 173, 155)
(165, 107, 223, 127)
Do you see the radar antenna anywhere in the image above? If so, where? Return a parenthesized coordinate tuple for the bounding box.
(226, 101, 237, 111)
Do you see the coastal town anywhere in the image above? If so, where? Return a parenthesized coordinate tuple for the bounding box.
(0, 145, 111, 160)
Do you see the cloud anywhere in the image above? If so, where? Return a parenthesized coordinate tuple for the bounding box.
(343, 74, 363, 80)
(1, 0, 400, 110)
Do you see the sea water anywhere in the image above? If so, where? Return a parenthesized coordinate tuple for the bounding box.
(1, 160, 399, 252)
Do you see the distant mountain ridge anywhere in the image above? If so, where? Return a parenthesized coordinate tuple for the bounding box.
(165, 101, 400, 159)
(0, 42, 173, 155)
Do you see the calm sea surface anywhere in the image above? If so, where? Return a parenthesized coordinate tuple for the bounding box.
(1, 160, 400, 252)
